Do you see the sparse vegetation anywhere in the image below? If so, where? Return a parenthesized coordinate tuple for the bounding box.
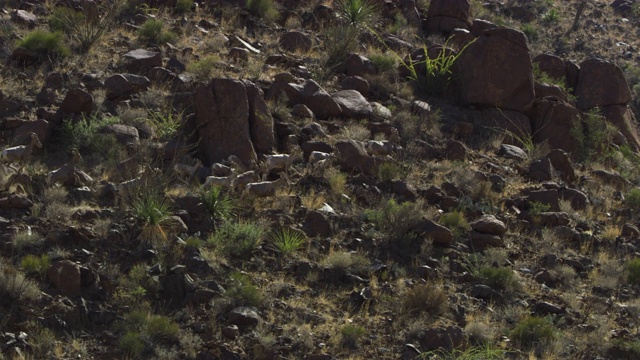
(3, 1, 640, 358)
(15, 30, 70, 61)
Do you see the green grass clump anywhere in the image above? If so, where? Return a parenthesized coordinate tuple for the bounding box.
(626, 188, 640, 210)
(510, 316, 557, 348)
(16, 30, 70, 60)
(439, 211, 469, 238)
(138, 19, 177, 44)
(625, 258, 640, 286)
(175, 0, 193, 14)
(147, 110, 183, 141)
(542, 9, 560, 24)
(420, 343, 505, 359)
(368, 53, 397, 74)
(227, 272, 263, 306)
(478, 266, 519, 291)
(377, 162, 399, 181)
(401, 283, 448, 316)
(187, 55, 221, 81)
(270, 227, 307, 256)
(21, 254, 50, 278)
(208, 219, 266, 257)
(364, 199, 422, 236)
(341, 324, 366, 346)
(246, 0, 279, 22)
(119, 331, 145, 357)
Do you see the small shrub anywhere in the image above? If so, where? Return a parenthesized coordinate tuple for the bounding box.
(119, 331, 145, 357)
(521, 23, 539, 42)
(529, 201, 551, 215)
(439, 211, 469, 238)
(340, 324, 366, 346)
(246, 0, 278, 22)
(16, 30, 70, 60)
(420, 344, 505, 359)
(20, 254, 50, 278)
(368, 53, 397, 74)
(48, 1, 120, 52)
(138, 18, 177, 44)
(208, 219, 267, 257)
(542, 9, 559, 24)
(175, 0, 193, 14)
(59, 115, 120, 153)
(187, 55, 221, 80)
(327, 169, 347, 193)
(478, 266, 519, 291)
(321, 251, 371, 276)
(227, 271, 263, 306)
(571, 108, 616, 163)
(270, 227, 307, 255)
(146, 315, 179, 340)
(0, 259, 41, 302)
(12, 229, 44, 252)
(321, 24, 360, 78)
(364, 199, 422, 237)
(147, 110, 183, 140)
(377, 162, 398, 181)
(401, 283, 448, 316)
(627, 188, 640, 210)
(184, 236, 204, 248)
(200, 186, 234, 227)
(625, 258, 640, 286)
(510, 316, 557, 348)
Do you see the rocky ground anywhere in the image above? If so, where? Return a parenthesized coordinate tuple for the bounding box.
(2, 0, 640, 359)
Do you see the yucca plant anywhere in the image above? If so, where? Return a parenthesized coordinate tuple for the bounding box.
(200, 186, 234, 228)
(335, 0, 381, 29)
(270, 227, 307, 255)
(132, 192, 172, 246)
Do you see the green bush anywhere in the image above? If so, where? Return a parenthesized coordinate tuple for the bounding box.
(227, 272, 263, 306)
(175, 0, 193, 14)
(478, 266, 519, 291)
(147, 110, 183, 141)
(439, 211, 469, 238)
(364, 199, 422, 237)
(625, 258, 640, 286)
(20, 254, 50, 277)
(246, 0, 278, 21)
(146, 315, 179, 340)
(510, 316, 557, 348)
(401, 283, 448, 316)
(16, 30, 70, 60)
(542, 9, 559, 24)
(377, 162, 399, 181)
(571, 108, 616, 163)
(368, 53, 397, 74)
(138, 19, 177, 44)
(119, 331, 145, 356)
(341, 324, 366, 346)
(521, 23, 539, 42)
(627, 188, 640, 210)
(187, 55, 220, 81)
(60, 115, 119, 152)
(208, 219, 266, 257)
(270, 227, 307, 255)
(48, 1, 120, 52)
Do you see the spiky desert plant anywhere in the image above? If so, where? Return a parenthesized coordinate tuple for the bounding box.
(335, 0, 381, 29)
(270, 227, 307, 255)
(200, 185, 234, 228)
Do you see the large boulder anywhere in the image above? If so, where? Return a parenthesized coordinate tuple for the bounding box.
(279, 31, 313, 53)
(60, 88, 93, 114)
(244, 81, 276, 154)
(332, 90, 372, 119)
(48, 260, 82, 297)
(267, 79, 342, 119)
(104, 74, 150, 100)
(195, 78, 257, 166)
(335, 140, 376, 174)
(122, 49, 162, 74)
(456, 28, 534, 112)
(529, 97, 582, 159)
(532, 54, 567, 84)
(426, 0, 472, 32)
(599, 105, 640, 152)
(575, 58, 631, 110)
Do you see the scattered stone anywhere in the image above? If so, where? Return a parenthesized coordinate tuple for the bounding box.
(498, 144, 528, 160)
(60, 88, 93, 115)
(122, 49, 162, 74)
(228, 307, 261, 330)
(332, 90, 372, 119)
(279, 31, 313, 52)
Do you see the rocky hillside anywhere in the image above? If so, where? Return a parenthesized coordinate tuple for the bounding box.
(2, 0, 640, 359)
